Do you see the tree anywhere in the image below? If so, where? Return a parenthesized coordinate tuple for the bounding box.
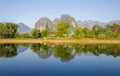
(30, 28, 40, 38)
(111, 23, 120, 38)
(74, 27, 83, 38)
(87, 30, 95, 38)
(4, 22, 18, 38)
(55, 23, 70, 37)
(0, 22, 18, 38)
(105, 23, 120, 39)
(0, 23, 4, 38)
(82, 27, 90, 37)
(41, 29, 49, 37)
(92, 25, 105, 38)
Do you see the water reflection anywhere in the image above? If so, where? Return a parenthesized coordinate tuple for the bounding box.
(0, 43, 120, 62)
(0, 44, 17, 58)
(30, 44, 120, 62)
(0, 44, 29, 58)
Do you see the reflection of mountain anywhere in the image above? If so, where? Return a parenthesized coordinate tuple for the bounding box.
(17, 44, 29, 53)
(30, 44, 120, 62)
(30, 44, 76, 62)
(37, 48, 53, 59)
(30, 44, 54, 59)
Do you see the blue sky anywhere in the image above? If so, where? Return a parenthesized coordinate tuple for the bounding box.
(0, 0, 120, 28)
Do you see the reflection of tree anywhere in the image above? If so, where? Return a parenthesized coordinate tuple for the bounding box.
(0, 44, 17, 58)
(99, 44, 120, 57)
(54, 45, 75, 62)
(30, 43, 41, 52)
(73, 44, 84, 54)
(73, 44, 120, 57)
(30, 44, 120, 62)
(17, 44, 29, 53)
(41, 44, 49, 52)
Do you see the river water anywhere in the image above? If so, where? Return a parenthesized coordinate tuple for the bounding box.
(0, 43, 120, 76)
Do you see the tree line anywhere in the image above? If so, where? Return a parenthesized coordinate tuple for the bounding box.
(29, 23, 120, 39)
(0, 22, 120, 39)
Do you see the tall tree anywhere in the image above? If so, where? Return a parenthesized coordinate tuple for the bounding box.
(74, 27, 83, 38)
(82, 27, 89, 37)
(105, 23, 120, 39)
(41, 29, 49, 37)
(30, 28, 40, 38)
(55, 23, 70, 37)
(0, 23, 4, 38)
(92, 25, 104, 37)
(4, 22, 18, 38)
(0, 22, 18, 38)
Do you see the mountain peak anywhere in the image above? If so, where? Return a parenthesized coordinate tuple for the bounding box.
(17, 23, 31, 34)
(35, 17, 53, 32)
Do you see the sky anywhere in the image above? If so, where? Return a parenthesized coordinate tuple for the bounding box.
(0, 0, 120, 28)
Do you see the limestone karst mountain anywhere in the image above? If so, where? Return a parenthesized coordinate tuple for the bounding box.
(35, 14, 120, 31)
(77, 20, 106, 29)
(53, 14, 77, 28)
(35, 14, 78, 32)
(35, 17, 53, 32)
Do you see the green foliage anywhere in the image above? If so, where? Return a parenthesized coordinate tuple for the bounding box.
(82, 27, 90, 37)
(4, 23, 18, 38)
(55, 23, 70, 37)
(30, 44, 41, 52)
(74, 27, 83, 38)
(92, 25, 104, 37)
(0, 23, 4, 38)
(41, 44, 49, 51)
(87, 30, 95, 38)
(41, 29, 49, 37)
(16, 33, 30, 38)
(30, 29, 41, 38)
(104, 23, 120, 39)
(54, 45, 73, 62)
(0, 22, 18, 38)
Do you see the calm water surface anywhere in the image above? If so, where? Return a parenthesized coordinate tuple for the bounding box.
(0, 43, 120, 76)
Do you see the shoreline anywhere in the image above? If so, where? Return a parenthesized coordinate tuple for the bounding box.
(0, 39, 120, 44)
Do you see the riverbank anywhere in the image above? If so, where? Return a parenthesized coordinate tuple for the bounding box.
(0, 39, 120, 44)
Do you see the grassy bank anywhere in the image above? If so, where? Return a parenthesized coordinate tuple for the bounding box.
(1, 39, 120, 44)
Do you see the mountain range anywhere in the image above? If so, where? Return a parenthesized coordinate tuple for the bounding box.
(35, 14, 120, 31)
(1, 14, 120, 34)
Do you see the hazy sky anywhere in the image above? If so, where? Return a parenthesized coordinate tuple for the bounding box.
(0, 0, 120, 28)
